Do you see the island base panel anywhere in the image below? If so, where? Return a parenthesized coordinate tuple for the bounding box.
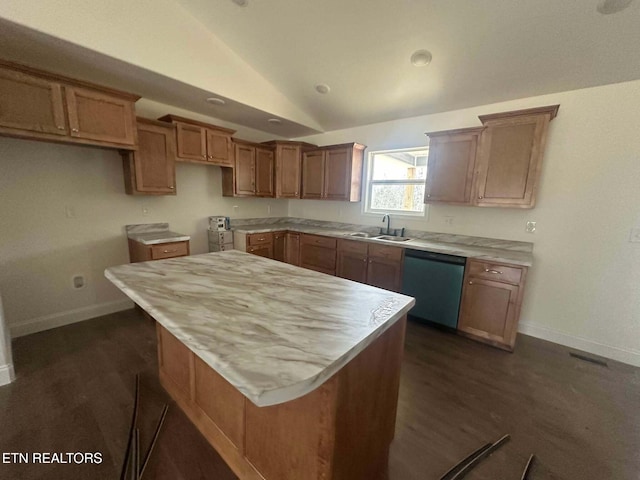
(156, 316, 407, 480)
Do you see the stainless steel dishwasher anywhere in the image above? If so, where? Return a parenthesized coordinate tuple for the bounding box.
(401, 249, 466, 329)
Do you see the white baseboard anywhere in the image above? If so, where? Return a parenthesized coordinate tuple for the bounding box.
(518, 321, 640, 368)
(0, 363, 15, 386)
(9, 299, 134, 338)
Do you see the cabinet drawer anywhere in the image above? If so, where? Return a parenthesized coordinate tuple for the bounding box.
(337, 238, 368, 255)
(467, 260, 523, 285)
(368, 243, 403, 261)
(151, 241, 189, 260)
(247, 232, 274, 246)
(301, 234, 337, 249)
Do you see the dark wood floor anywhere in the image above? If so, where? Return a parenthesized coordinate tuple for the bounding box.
(0, 310, 638, 480)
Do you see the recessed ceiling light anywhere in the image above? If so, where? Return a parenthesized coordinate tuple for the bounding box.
(411, 50, 433, 67)
(315, 84, 331, 94)
(206, 97, 226, 106)
(597, 0, 634, 13)
(267, 118, 282, 125)
(232, 0, 248, 6)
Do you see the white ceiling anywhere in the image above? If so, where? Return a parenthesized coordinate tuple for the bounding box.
(1, 0, 639, 137)
(174, 0, 640, 131)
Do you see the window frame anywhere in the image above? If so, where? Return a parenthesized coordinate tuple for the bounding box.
(363, 147, 429, 218)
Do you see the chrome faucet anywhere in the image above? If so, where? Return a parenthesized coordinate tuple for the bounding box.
(382, 214, 391, 235)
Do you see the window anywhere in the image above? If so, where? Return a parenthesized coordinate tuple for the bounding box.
(364, 148, 428, 216)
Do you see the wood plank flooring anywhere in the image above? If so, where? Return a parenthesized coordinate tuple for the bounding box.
(0, 309, 638, 479)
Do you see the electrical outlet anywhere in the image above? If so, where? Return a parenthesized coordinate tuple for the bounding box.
(72, 275, 85, 289)
(444, 216, 454, 226)
(233, 205, 239, 213)
(142, 205, 150, 216)
(65, 206, 76, 219)
(630, 227, 640, 243)
(526, 221, 536, 233)
(267, 204, 272, 214)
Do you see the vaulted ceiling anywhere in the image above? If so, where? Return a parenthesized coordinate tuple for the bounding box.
(1, 0, 639, 137)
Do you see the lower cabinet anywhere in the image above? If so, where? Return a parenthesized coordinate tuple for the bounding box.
(457, 259, 527, 351)
(299, 234, 337, 275)
(128, 239, 190, 263)
(246, 232, 274, 259)
(337, 240, 404, 292)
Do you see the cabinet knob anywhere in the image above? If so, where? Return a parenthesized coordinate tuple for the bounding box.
(208, 155, 213, 159)
(426, 194, 431, 198)
(169, 186, 175, 189)
(362, 258, 367, 263)
(202, 154, 206, 158)
(469, 281, 473, 285)
(478, 195, 483, 199)
(71, 128, 79, 133)
(57, 125, 65, 130)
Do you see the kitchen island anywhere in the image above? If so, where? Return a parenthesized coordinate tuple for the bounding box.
(105, 251, 415, 480)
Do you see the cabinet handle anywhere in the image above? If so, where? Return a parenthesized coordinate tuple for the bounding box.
(259, 237, 265, 241)
(169, 186, 175, 189)
(163, 249, 177, 253)
(71, 128, 79, 133)
(208, 155, 213, 159)
(484, 269, 503, 275)
(57, 125, 65, 130)
(202, 154, 206, 158)
(469, 281, 473, 285)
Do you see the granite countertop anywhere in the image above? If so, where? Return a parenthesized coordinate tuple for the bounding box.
(125, 222, 190, 245)
(233, 223, 533, 267)
(105, 251, 415, 407)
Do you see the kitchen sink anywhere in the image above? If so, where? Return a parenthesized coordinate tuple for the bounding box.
(348, 232, 375, 238)
(374, 235, 412, 242)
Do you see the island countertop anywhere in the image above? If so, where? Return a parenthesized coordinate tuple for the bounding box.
(105, 251, 415, 407)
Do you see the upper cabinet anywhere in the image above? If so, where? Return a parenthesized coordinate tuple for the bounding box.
(475, 105, 559, 208)
(121, 118, 176, 195)
(425, 127, 483, 205)
(0, 60, 139, 149)
(424, 105, 559, 209)
(158, 114, 235, 167)
(262, 141, 317, 199)
(222, 140, 274, 197)
(301, 143, 366, 202)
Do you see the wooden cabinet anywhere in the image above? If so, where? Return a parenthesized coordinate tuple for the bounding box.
(474, 105, 558, 208)
(273, 231, 286, 262)
(424, 105, 558, 209)
(336, 240, 404, 292)
(301, 143, 366, 202)
(285, 232, 300, 266)
(122, 118, 176, 195)
(0, 60, 139, 149)
(300, 234, 337, 275)
(424, 127, 483, 205)
(246, 232, 274, 259)
(457, 259, 528, 351)
(262, 141, 317, 199)
(222, 141, 275, 197)
(158, 114, 235, 166)
(128, 239, 190, 263)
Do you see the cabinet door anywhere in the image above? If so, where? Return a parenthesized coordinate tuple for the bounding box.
(235, 144, 256, 195)
(285, 233, 300, 266)
(0, 67, 67, 136)
(299, 235, 336, 275)
(176, 122, 207, 162)
(206, 129, 232, 166)
(247, 244, 273, 258)
(323, 148, 351, 201)
(337, 251, 368, 283)
(475, 114, 549, 208)
(425, 129, 481, 204)
(367, 257, 403, 292)
(127, 121, 176, 194)
(458, 277, 520, 350)
(255, 148, 275, 197)
(65, 86, 136, 146)
(273, 232, 286, 262)
(301, 150, 325, 199)
(276, 145, 301, 198)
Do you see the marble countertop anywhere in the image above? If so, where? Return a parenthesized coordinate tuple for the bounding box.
(105, 251, 415, 407)
(127, 230, 191, 245)
(233, 223, 533, 267)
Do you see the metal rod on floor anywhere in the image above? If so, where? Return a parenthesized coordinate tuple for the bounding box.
(520, 454, 535, 480)
(440, 443, 492, 480)
(139, 404, 169, 478)
(448, 434, 511, 480)
(120, 374, 140, 480)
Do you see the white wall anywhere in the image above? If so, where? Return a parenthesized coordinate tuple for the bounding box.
(292, 80, 640, 366)
(0, 103, 288, 337)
